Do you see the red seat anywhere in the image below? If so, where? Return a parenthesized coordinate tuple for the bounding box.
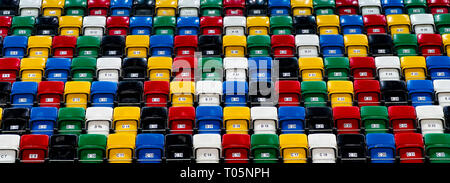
(354, 80, 380, 107)
(349, 57, 376, 80)
(144, 81, 169, 107)
(427, 0, 450, 14)
(271, 35, 295, 57)
(224, 0, 246, 16)
(88, 0, 110, 16)
(363, 14, 387, 35)
(106, 16, 130, 36)
(168, 106, 195, 134)
(275, 81, 301, 106)
(0, 58, 20, 84)
(0, 16, 12, 38)
(417, 34, 443, 57)
(172, 57, 196, 81)
(336, 0, 359, 15)
(52, 36, 77, 58)
(222, 134, 250, 163)
(388, 106, 417, 133)
(174, 35, 198, 57)
(395, 133, 425, 163)
(37, 81, 64, 108)
(333, 106, 361, 134)
(200, 16, 223, 35)
(20, 135, 49, 163)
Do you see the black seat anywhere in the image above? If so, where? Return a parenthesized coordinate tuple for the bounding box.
(2, 108, 29, 134)
(305, 107, 334, 133)
(35, 16, 59, 36)
(198, 35, 222, 57)
(380, 80, 408, 106)
(249, 81, 274, 106)
(48, 134, 78, 162)
(0, 36, 3, 56)
(246, 0, 268, 16)
(0, 82, 11, 107)
(165, 134, 193, 163)
(132, 0, 155, 16)
(444, 106, 450, 132)
(293, 16, 317, 34)
(101, 36, 125, 57)
(338, 134, 367, 163)
(0, 0, 19, 16)
(275, 57, 299, 80)
(140, 107, 168, 133)
(122, 57, 147, 81)
(117, 81, 143, 106)
(368, 34, 394, 56)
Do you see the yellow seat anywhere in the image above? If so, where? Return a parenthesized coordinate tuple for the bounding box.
(317, 15, 340, 35)
(64, 81, 91, 109)
(20, 58, 46, 83)
(223, 35, 247, 57)
(170, 81, 195, 107)
(224, 107, 250, 134)
(327, 81, 354, 107)
(27, 36, 52, 58)
(299, 57, 324, 81)
(113, 107, 140, 135)
(125, 35, 150, 58)
(344, 34, 369, 58)
(280, 134, 308, 163)
(400, 56, 427, 81)
(42, 0, 64, 16)
(387, 14, 411, 35)
(59, 16, 83, 37)
(442, 34, 450, 56)
(291, 0, 313, 16)
(155, 0, 177, 16)
(246, 16, 270, 35)
(107, 133, 136, 163)
(148, 57, 172, 81)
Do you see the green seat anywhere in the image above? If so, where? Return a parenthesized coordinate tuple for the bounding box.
(361, 106, 389, 134)
(393, 34, 418, 57)
(200, 57, 223, 81)
(251, 134, 279, 163)
(324, 57, 349, 80)
(247, 35, 271, 57)
(313, 0, 335, 15)
(71, 57, 97, 82)
(270, 16, 293, 35)
(65, 0, 87, 16)
(200, 0, 223, 16)
(78, 134, 107, 163)
(404, 0, 427, 14)
(435, 14, 450, 34)
(77, 36, 101, 57)
(153, 16, 176, 35)
(301, 81, 327, 107)
(11, 16, 35, 36)
(58, 107, 85, 135)
(425, 133, 450, 163)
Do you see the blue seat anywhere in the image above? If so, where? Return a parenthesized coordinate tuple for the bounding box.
(382, 0, 404, 15)
(2, 36, 27, 58)
(366, 133, 396, 163)
(268, 0, 291, 16)
(320, 35, 344, 57)
(45, 58, 71, 83)
(177, 17, 200, 35)
(223, 81, 248, 106)
(30, 107, 58, 136)
(427, 56, 450, 80)
(90, 81, 117, 108)
(340, 15, 364, 35)
(11, 81, 38, 108)
(110, 0, 133, 16)
(407, 80, 434, 107)
(130, 16, 153, 35)
(150, 35, 173, 57)
(136, 133, 165, 163)
(196, 106, 222, 134)
(279, 106, 305, 134)
(248, 57, 272, 82)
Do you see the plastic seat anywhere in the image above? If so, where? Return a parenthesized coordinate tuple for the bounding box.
(349, 57, 376, 80)
(165, 134, 192, 162)
(223, 107, 250, 134)
(247, 35, 270, 57)
(223, 57, 248, 81)
(168, 106, 195, 134)
(306, 107, 334, 133)
(19, 58, 45, 83)
(381, 0, 404, 14)
(308, 134, 337, 163)
(65, 0, 88, 16)
(200, 0, 222, 16)
(42, 0, 65, 17)
(344, 34, 369, 58)
(193, 134, 221, 163)
(170, 81, 195, 107)
(222, 134, 250, 163)
(2, 108, 29, 134)
(71, 57, 96, 82)
(404, 0, 427, 14)
(224, 0, 245, 16)
(106, 133, 136, 163)
(246, 16, 269, 36)
(387, 14, 411, 35)
(48, 134, 78, 162)
(299, 57, 324, 81)
(29, 107, 58, 136)
(291, 0, 313, 16)
(425, 133, 450, 163)
(153, 16, 176, 35)
(295, 35, 319, 58)
(155, 0, 178, 16)
(125, 35, 149, 58)
(58, 107, 84, 135)
(435, 14, 450, 34)
(110, 0, 133, 16)
(317, 15, 340, 35)
(394, 133, 424, 163)
(268, 0, 290, 15)
(314, 0, 336, 15)
(271, 35, 295, 57)
(78, 134, 107, 163)
(199, 57, 223, 81)
(293, 16, 316, 34)
(223, 81, 248, 107)
(251, 107, 277, 134)
(82, 16, 106, 37)
(276, 57, 299, 80)
(0, 16, 12, 38)
(178, 0, 200, 16)
(35, 16, 59, 36)
(198, 35, 222, 56)
(140, 107, 167, 133)
(400, 56, 427, 81)
(366, 133, 396, 163)
(150, 35, 173, 57)
(3, 36, 27, 58)
(88, 0, 110, 16)
(173, 56, 195, 81)
(132, 0, 155, 16)
(27, 36, 52, 58)
(129, 16, 152, 35)
(328, 81, 354, 107)
(0, 82, 11, 107)
(248, 57, 272, 82)
(417, 34, 443, 57)
(58, 16, 83, 37)
(45, 58, 70, 83)
(363, 14, 387, 34)
(375, 56, 402, 81)
(427, 56, 450, 80)
(416, 105, 445, 135)
(11, 16, 35, 36)
(77, 36, 101, 58)
(333, 106, 361, 134)
(251, 134, 279, 163)
(246, 0, 267, 16)
(176, 17, 199, 35)
(196, 81, 222, 106)
(270, 16, 292, 35)
(122, 58, 147, 81)
(223, 35, 247, 57)
(117, 81, 143, 106)
(410, 14, 435, 34)
(336, 0, 359, 14)
(361, 106, 389, 133)
(275, 81, 300, 107)
(407, 80, 434, 106)
(106, 16, 129, 36)
(393, 34, 418, 57)
(96, 58, 121, 82)
(37, 81, 64, 108)
(381, 80, 408, 106)
(0, 0, 19, 16)
(200, 16, 223, 35)
(174, 35, 198, 57)
(113, 107, 140, 135)
(0, 134, 20, 163)
(136, 134, 164, 163)
(368, 34, 394, 56)
(85, 107, 113, 135)
(11, 82, 37, 108)
(19, 134, 48, 163)
(428, 0, 450, 14)
(320, 35, 345, 57)
(90, 81, 117, 108)
(248, 81, 274, 107)
(52, 36, 77, 58)
(340, 15, 363, 35)
(278, 107, 305, 134)
(337, 134, 367, 163)
(388, 106, 417, 133)
(433, 79, 450, 106)
(147, 57, 172, 82)
(196, 106, 222, 134)
(301, 81, 327, 107)
(324, 57, 350, 80)
(64, 81, 91, 109)
(354, 80, 380, 106)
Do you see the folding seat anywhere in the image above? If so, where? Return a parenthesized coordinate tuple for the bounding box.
(319, 35, 345, 57)
(147, 57, 172, 82)
(174, 35, 197, 57)
(428, 0, 450, 14)
(19, 134, 48, 163)
(275, 81, 301, 107)
(314, 0, 336, 15)
(381, 80, 408, 106)
(101, 36, 125, 57)
(27, 36, 51, 59)
(0, 16, 12, 38)
(293, 16, 316, 34)
(417, 34, 443, 57)
(42, 0, 65, 16)
(11, 81, 37, 108)
(170, 81, 195, 107)
(57, 107, 85, 135)
(354, 80, 381, 107)
(387, 14, 411, 35)
(96, 58, 121, 83)
(416, 105, 444, 134)
(37, 81, 64, 108)
(222, 16, 245, 36)
(404, 0, 427, 14)
(301, 81, 327, 107)
(424, 133, 450, 163)
(64, 0, 88, 16)
(340, 15, 364, 35)
(324, 57, 350, 81)
(246, 0, 268, 16)
(29, 107, 58, 136)
(0, 134, 20, 163)
(337, 134, 367, 163)
(82, 16, 106, 37)
(132, 0, 155, 15)
(407, 80, 434, 106)
(251, 107, 277, 134)
(361, 106, 389, 133)
(140, 107, 167, 133)
(308, 134, 337, 163)
(122, 58, 147, 81)
(110, 0, 133, 15)
(77, 134, 107, 163)
(176, 17, 199, 35)
(20, 0, 42, 16)
(366, 133, 396, 163)
(195, 106, 222, 134)
(117, 81, 143, 106)
(223, 81, 248, 107)
(333, 106, 361, 134)
(45, 58, 71, 83)
(172, 57, 195, 81)
(2, 108, 29, 134)
(52, 36, 77, 59)
(328, 81, 354, 107)
(363, 14, 387, 34)
(165, 134, 192, 162)
(443, 34, 450, 56)
(276, 57, 299, 80)
(198, 35, 222, 56)
(85, 107, 113, 135)
(427, 56, 450, 80)
(11, 16, 35, 36)
(393, 34, 418, 57)
(291, 0, 313, 16)
(64, 81, 91, 109)
(196, 81, 222, 106)
(223, 57, 247, 82)
(394, 133, 425, 163)
(200, 0, 222, 16)
(344, 34, 369, 58)
(410, 14, 435, 34)
(200, 16, 222, 35)
(223, 35, 247, 57)
(271, 35, 295, 57)
(19, 58, 45, 83)
(2, 36, 27, 58)
(299, 57, 324, 81)
(199, 57, 223, 81)
(58, 16, 83, 37)
(0, 82, 11, 107)
(88, 0, 110, 15)
(305, 107, 333, 134)
(48, 134, 78, 162)
(246, 16, 270, 36)
(336, 0, 360, 14)
(349, 57, 376, 80)
(400, 56, 427, 81)
(249, 81, 274, 107)
(317, 15, 340, 35)
(434, 79, 450, 106)
(435, 13, 450, 34)
(90, 81, 117, 108)
(250, 134, 279, 163)
(278, 107, 306, 134)
(35, 17, 59, 36)
(106, 16, 129, 36)
(270, 16, 293, 35)
(381, 0, 404, 14)
(193, 134, 221, 163)
(248, 57, 272, 82)
(368, 34, 394, 56)
(224, 107, 250, 134)
(136, 134, 165, 163)
(247, 36, 270, 57)
(168, 106, 195, 134)
(267, 0, 290, 16)
(375, 56, 402, 81)
(106, 133, 135, 163)
(155, 0, 178, 16)
(222, 134, 250, 163)
(279, 134, 308, 163)
(149, 35, 173, 57)
(76, 37, 100, 58)
(223, 0, 245, 16)
(178, 0, 200, 16)
(71, 57, 96, 82)
(125, 35, 149, 58)
(388, 106, 417, 133)
(129, 17, 152, 35)
(113, 106, 140, 135)
(295, 35, 319, 58)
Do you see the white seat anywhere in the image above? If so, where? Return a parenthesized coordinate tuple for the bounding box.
(410, 14, 435, 34)
(375, 56, 401, 81)
(434, 80, 450, 107)
(85, 107, 113, 135)
(97, 58, 122, 82)
(308, 134, 337, 163)
(295, 34, 320, 58)
(224, 57, 248, 81)
(196, 81, 223, 106)
(223, 16, 246, 36)
(19, 0, 41, 17)
(416, 105, 445, 135)
(359, 0, 381, 15)
(82, 16, 107, 37)
(251, 107, 278, 134)
(178, 0, 200, 16)
(193, 134, 222, 163)
(0, 135, 20, 163)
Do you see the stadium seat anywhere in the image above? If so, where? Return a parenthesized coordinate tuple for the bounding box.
(193, 134, 221, 163)
(223, 35, 247, 57)
(11, 81, 37, 108)
(223, 57, 248, 81)
(224, 107, 250, 134)
(417, 34, 443, 57)
(19, 0, 41, 16)
(125, 35, 149, 58)
(29, 107, 58, 136)
(308, 134, 337, 163)
(224, 0, 245, 15)
(324, 57, 350, 80)
(354, 80, 381, 106)
(336, 0, 359, 14)
(0, 0, 19, 16)
(3, 36, 27, 58)
(340, 15, 363, 34)
(19, 134, 48, 163)
(435, 13, 450, 34)
(177, 17, 200, 35)
(328, 81, 354, 107)
(425, 133, 450, 163)
(170, 81, 195, 107)
(178, 0, 199, 16)
(222, 134, 250, 163)
(196, 106, 222, 134)
(319, 34, 345, 57)
(200, 0, 222, 16)
(301, 81, 327, 107)
(404, 0, 427, 14)
(223, 81, 248, 106)
(299, 57, 324, 81)
(113, 106, 140, 135)
(223, 16, 246, 36)
(400, 56, 427, 81)
(96, 58, 121, 82)
(117, 81, 143, 106)
(0, 16, 12, 38)
(146, 57, 171, 82)
(52, 36, 77, 58)
(381, 80, 408, 106)
(428, 0, 450, 14)
(174, 35, 198, 57)
(155, 0, 178, 16)
(246, 0, 268, 16)
(375, 56, 402, 81)
(337, 134, 367, 163)
(251, 107, 277, 134)
(388, 106, 417, 133)
(291, 0, 313, 16)
(77, 36, 101, 58)
(249, 81, 274, 106)
(387, 14, 411, 35)
(130, 16, 152, 35)
(0, 82, 11, 107)
(275, 81, 301, 106)
(35, 16, 59, 36)
(168, 106, 195, 134)
(361, 106, 389, 133)
(395, 133, 425, 163)
(90, 81, 117, 107)
(271, 35, 295, 57)
(247, 35, 270, 57)
(268, 0, 290, 15)
(416, 105, 445, 134)
(64, 81, 90, 109)
(393, 34, 418, 57)
(349, 57, 376, 80)
(246, 16, 269, 36)
(132, 0, 155, 16)
(2, 108, 29, 134)
(58, 16, 83, 37)
(27, 36, 51, 58)
(136, 134, 165, 163)
(248, 57, 272, 82)
(317, 15, 340, 35)
(270, 16, 293, 35)
(65, 0, 88, 16)
(42, 0, 65, 17)
(82, 16, 106, 37)
(295, 34, 320, 58)
(410, 14, 435, 34)
(333, 106, 361, 134)
(11, 16, 35, 36)
(293, 16, 316, 34)
(276, 57, 299, 80)
(196, 81, 222, 106)
(140, 107, 167, 133)
(407, 80, 434, 106)
(381, 0, 404, 14)
(85, 107, 113, 135)
(251, 134, 279, 163)
(154, 16, 177, 35)
(198, 35, 222, 56)
(19, 58, 45, 83)
(172, 57, 195, 81)
(57, 107, 85, 135)
(0, 134, 20, 163)
(110, 0, 133, 16)
(78, 134, 107, 163)
(48, 134, 78, 162)
(37, 81, 64, 108)
(279, 134, 307, 163)
(344, 34, 369, 57)
(199, 57, 223, 81)
(165, 134, 192, 162)
(106, 133, 135, 163)
(427, 56, 450, 80)
(314, 0, 336, 15)
(366, 133, 395, 163)
(106, 16, 129, 36)
(278, 107, 305, 134)
(45, 58, 71, 83)
(122, 58, 147, 81)
(150, 35, 173, 57)
(306, 107, 334, 133)
(368, 34, 394, 56)
(200, 16, 223, 35)
(434, 79, 450, 106)
(88, 0, 110, 16)
(71, 57, 96, 82)
(363, 14, 387, 34)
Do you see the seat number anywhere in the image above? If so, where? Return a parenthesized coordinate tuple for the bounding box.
(261, 153, 270, 158)
(116, 153, 125, 158)
(87, 154, 97, 159)
(364, 96, 372, 101)
(174, 153, 184, 158)
(145, 153, 154, 158)
(284, 97, 292, 101)
(232, 153, 241, 158)
(177, 124, 186, 129)
(315, 124, 324, 129)
(406, 152, 416, 157)
(436, 152, 446, 157)
(29, 154, 38, 159)
(38, 125, 47, 129)
(288, 124, 296, 129)
(377, 152, 387, 157)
